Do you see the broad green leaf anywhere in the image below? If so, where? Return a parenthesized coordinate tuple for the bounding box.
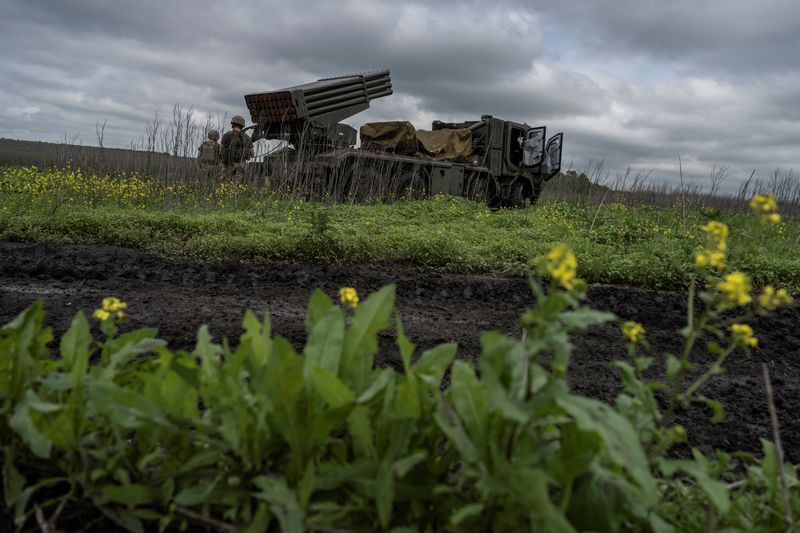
(414, 343, 457, 389)
(9, 391, 56, 458)
(556, 395, 656, 504)
(13, 477, 65, 526)
(760, 438, 779, 506)
(3, 448, 25, 506)
(98, 504, 145, 533)
(90, 382, 171, 429)
(356, 368, 394, 404)
(305, 288, 333, 335)
(450, 502, 484, 526)
(312, 367, 355, 408)
(99, 336, 166, 381)
(1, 300, 51, 401)
(434, 400, 480, 464)
(449, 361, 488, 454)
(567, 466, 625, 532)
(303, 307, 345, 379)
(395, 315, 415, 373)
(59, 311, 91, 382)
(264, 337, 306, 459)
(193, 325, 222, 384)
(662, 458, 730, 513)
(220, 415, 240, 454)
(394, 381, 421, 420)
(242, 503, 271, 533)
(393, 451, 427, 478)
(376, 459, 394, 529)
(556, 423, 602, 484)
(239, 310, 272, 367)
(253, 475, 304, 533)
(347, 405, 376, 459)
(560, 308, 616, 330)
(666, 354, 681, 382)
(161, 478, 175, 503)
(649, 513, 675, 533)
(510, 467, 575, 533)
(174, 476, 220, 506)
(178, 449, 223, 473)
(342, 286, 395, 392)
(102, 484, 155, 506)
(299, 461, 316, 509)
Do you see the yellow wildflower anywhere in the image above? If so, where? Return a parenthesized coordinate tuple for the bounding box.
(749, 193, 778, 214)
(101, 296, 127, 312)
(716, 272, 752, 306)
(621, 321, 645, 343)
(758, 286, 793, 311)
(94, 296, 127, 321)
(730, 323, 758, 348)
(749, 193, 781, 224)
(539, 243, 580, 291)
(339, 287, 359, 309)
(702, 221, 729, 245)
(695, 221, 728, 271)
(694, 249, 726, 270)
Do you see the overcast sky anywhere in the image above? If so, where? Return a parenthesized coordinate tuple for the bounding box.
(2, 0, 799, 190)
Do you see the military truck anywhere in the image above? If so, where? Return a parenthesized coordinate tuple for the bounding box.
(244, 70, 563, 206)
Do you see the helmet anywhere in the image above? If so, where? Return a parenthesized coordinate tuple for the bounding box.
(231, 115, 246, 127)
(207, 129, 219, 141)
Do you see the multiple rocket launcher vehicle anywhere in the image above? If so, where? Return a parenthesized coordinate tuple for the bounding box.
(243, 70, 563, 206)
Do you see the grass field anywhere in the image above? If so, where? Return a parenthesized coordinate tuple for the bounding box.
(2, 165, 799, 291)
(4, 163, 800, 530)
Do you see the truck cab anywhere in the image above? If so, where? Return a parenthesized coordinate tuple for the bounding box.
(432, 115, 563, 205)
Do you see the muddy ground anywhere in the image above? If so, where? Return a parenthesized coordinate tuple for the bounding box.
(2, 241, 799, 461)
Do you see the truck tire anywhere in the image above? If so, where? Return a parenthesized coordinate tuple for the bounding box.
(466, 174, 489, 203)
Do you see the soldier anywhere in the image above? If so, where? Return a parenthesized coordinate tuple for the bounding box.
(196, 129, 221, 181)
(220, 115, 254, 180)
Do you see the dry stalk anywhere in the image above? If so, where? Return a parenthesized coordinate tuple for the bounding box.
(705, 505, 714, 533)
(34, 507, 55, 533)
(762, 363, 792, 525)
(175, 506, 237, 532)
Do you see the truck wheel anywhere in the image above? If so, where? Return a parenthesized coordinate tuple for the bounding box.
(466, 175, 489, 203)
(487, 179, 502, 208)
(508, 180, 532, 207)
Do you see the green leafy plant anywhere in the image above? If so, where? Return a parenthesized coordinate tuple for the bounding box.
(1, 195, 798, 531)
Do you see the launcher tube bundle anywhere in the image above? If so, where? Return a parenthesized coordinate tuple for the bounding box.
(245, 70, 392, 129)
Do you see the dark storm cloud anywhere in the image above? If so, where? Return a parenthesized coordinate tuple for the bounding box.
(532, 0, 800, 74)
(1, 0, 799, 189)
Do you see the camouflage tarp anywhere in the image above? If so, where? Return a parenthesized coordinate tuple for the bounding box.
(359, 121, 418, 154)
(415, 128, 472, 161)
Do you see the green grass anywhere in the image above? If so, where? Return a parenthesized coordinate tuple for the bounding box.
(3, 186, 800, 291)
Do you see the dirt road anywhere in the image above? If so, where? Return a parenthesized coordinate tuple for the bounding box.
(2, 241, 798, 460)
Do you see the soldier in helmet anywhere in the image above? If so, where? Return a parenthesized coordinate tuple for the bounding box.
(220, 115, 254, 180)
(196, 129, 221, 181)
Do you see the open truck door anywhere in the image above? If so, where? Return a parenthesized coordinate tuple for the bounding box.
(522, 126, 546, 167)
(544, 133, 563, 180)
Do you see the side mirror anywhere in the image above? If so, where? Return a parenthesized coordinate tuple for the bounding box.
(544, 133, 563, 180)
(522, 126, 546, 167)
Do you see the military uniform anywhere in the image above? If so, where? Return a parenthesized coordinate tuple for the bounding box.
(196, 134, 221, 181)
(220, 116, 254, 180)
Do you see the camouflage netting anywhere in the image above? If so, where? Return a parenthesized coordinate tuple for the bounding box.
(360, 121, 473, 162)
(359, 121, 418, 154)
(416, 128, 472, 161)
